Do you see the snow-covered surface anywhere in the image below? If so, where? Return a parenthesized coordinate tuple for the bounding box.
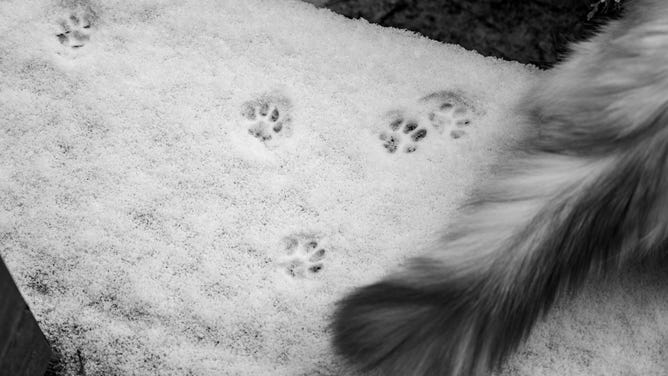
(0, 0, 666, 375)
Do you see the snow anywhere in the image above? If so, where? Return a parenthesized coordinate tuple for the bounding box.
(0, 0, 666, 375)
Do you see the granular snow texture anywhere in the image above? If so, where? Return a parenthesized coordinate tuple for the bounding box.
(0, 0, 665, 375)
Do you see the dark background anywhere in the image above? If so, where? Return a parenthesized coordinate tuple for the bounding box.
(316, 0, 626, 68)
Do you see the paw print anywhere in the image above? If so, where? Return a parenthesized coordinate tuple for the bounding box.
(278, 235, 327, 278)
(420, 90, 478, 140)
(241, 94, 292, 143)
(375, 90, 480, 154)
(56, 11, 93, 49)
(378, 111, 428, 154)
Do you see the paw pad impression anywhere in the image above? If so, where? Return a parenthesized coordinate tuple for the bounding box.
(56, 11, 94, 50)
(278, 235, 327, 278)
(241, 93, 292, 143)
(379, 111, 429, 154)
(421, 90, 477, 140)
(377, 90, 480, 154)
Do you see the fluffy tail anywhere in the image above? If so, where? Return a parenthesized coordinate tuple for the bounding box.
(332, 2, 668, 374)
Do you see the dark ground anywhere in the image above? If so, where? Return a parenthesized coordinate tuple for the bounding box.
(313, 0, 625, 68)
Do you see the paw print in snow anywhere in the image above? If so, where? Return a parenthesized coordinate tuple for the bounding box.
(241, 94, 292, 143)
(56, 11, 93, 49)
(376, 90, 480, 154)
(379, 111, 428, 154)
(421, 90, 478, 140)
(278, 235, 327, 278)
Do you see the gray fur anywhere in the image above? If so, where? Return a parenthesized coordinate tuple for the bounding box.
(332, 1, 668, 375)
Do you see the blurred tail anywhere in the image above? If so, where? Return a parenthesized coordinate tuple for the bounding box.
(333, 144, 667, 375)
(332, 1, 668, 374)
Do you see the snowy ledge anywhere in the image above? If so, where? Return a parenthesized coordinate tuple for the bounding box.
(0, 0, 666, 375)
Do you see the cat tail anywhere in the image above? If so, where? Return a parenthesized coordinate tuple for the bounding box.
(333, 4, 668, 373)
(332, 129, 668, 375)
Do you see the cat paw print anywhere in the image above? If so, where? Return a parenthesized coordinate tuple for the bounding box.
(420, 90, 479, 140)
(376, 90, 480, 154)
(56, 11, 94, 50)
(241, 94, 292, 143)
(278, 235, 326, 278)
(378, 111, 428, 154)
